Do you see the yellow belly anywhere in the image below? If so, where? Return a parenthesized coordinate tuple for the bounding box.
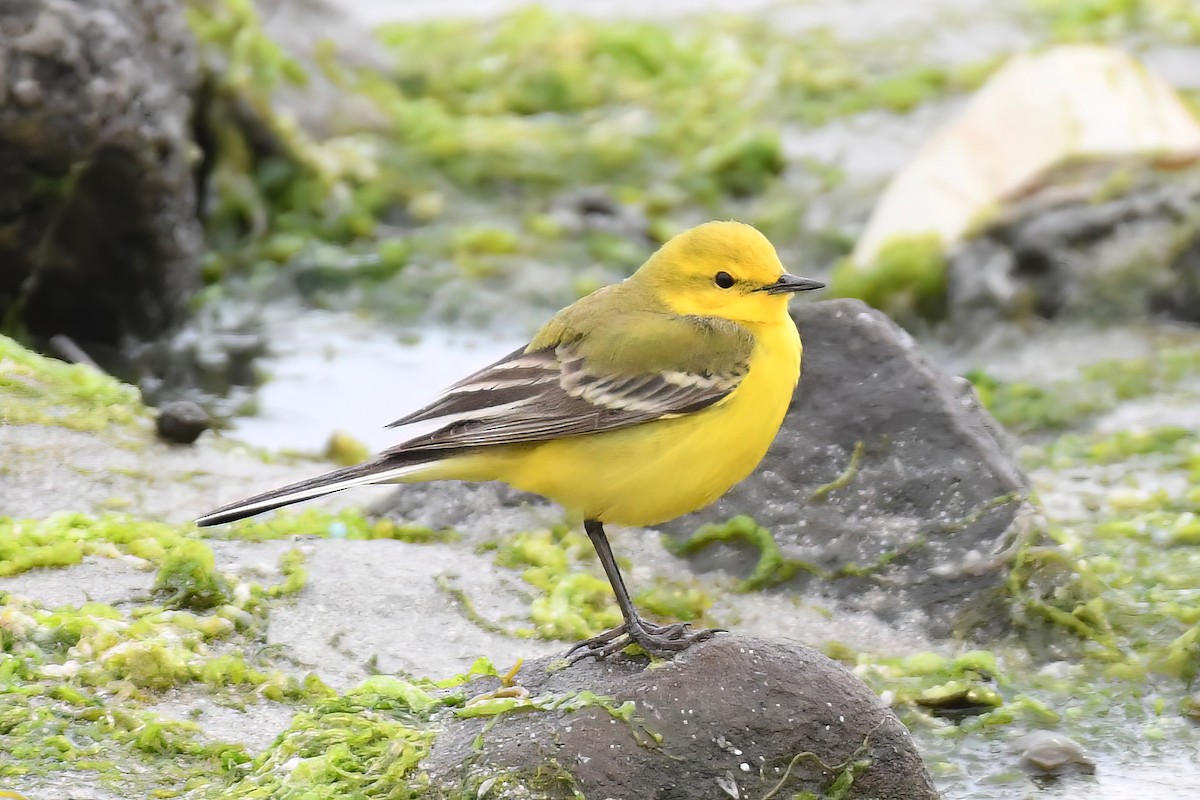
(435, 320, 801, 527)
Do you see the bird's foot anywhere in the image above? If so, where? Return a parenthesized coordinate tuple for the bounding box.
(565, 618, 723, 663)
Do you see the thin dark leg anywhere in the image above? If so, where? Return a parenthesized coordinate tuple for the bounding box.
(585, 519, 641, 628)
(564, 520, 723, 662)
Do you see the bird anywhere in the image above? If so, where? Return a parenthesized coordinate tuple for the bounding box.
(196, 220, 824, 660)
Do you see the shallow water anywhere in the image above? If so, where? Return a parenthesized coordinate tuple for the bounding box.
(228, 307, 524, 453)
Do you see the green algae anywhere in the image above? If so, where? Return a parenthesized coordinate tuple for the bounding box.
(667, 505, 1002, 589)
(1029, 0, 1200, 44)
(968, 345, 1200, 434)
(322, 430, 370, 467)
(210, 675, 443, 799)
(224, 507, 456, 544)
(810, 441, 865, 502)
(154, 540, 233, 612)
(492, 526, 620, 640)
(1033, 425, 1197, 469)
(0, 509, 460, 796)
(668, 515, 825, 590)
(1006, 431, 1200, 682)
(828, 235, 948, 324)
(486, 524, 714, 642)
(455, 688, 636, 723)
(0, 513, 177, 577)
(185, 0, 1001, 325)
(0, 335, 147, 432)
(434, 574, 534, 639)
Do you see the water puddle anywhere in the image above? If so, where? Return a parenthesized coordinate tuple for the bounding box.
(227, 307, 524, 454)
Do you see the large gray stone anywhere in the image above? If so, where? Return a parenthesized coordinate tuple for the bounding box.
(425, 635, 939, 800)
(662, 299, 1032, 637)
(0, 0, 202, 349)
(946, 163, 1200, 330)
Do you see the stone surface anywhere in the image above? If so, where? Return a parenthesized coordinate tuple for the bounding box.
(0, 0, 202, 349)
(662, 299, 1032, 638)
(425, 635, 939, 800)
(260, 538, 563, 690)
(947, 163, 1200, 329)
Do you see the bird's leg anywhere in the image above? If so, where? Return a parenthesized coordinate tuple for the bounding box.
(565, 519, 722, 662)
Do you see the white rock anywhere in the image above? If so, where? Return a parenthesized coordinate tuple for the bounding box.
(853, 45, 1200, 267)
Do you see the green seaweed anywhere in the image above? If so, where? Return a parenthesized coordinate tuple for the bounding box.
(214, 680, 439, 799)
(668, 515, 826, 590)
(153, 540, 233, 612)
(967, 346, 1200, 434)
(225, 508, 456, 544)
(828, 235, 948, 323)
(183, 1, 998, 325)
(0, 335, 147, 432)
(1029, 0, 1200, 44)
(667, 508, 964, 589)
(470, 524, 715, 642)
(810, 442, 865, 502)
(493, 526, 622, 640)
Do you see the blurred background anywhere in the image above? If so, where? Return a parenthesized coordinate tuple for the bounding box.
(2, 1, 1200, 798)
(6, 0, 1198, 452)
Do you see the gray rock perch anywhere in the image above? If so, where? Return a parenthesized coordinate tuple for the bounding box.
(425, 635, 940, 799)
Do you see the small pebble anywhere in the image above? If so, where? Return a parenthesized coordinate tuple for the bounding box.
(1016, 730, 1095, 775)
(13, 78, 43, 107)
(155, 400, 210, 445)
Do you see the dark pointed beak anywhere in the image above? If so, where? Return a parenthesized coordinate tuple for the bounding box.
(759, 274, 826, 295)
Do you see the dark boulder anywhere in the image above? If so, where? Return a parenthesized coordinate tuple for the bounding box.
(663, 299, 1033, 638)
(0, 0, 202, 350)
(425, 635, 940, 800)
(946, 162, 1200, 330)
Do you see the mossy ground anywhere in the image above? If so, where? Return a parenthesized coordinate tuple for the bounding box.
(0, 335, 147, 434)
(187, 0, 1004, 329)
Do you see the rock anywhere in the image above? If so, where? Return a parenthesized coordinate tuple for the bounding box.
(0, 0, 202, 350)
(262, 539, 562, 690)
(425, 635, 940, 800)
(155, 400, 210, 445)
(946, 162, 1200, 329)
(851, 45, 1200, 268)
(839, 45, 1200, 327)
(662, 299, 1033, 638)
(1015, 730, 1094, 775)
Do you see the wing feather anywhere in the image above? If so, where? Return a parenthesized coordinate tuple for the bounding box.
(382, 327, 750, 455)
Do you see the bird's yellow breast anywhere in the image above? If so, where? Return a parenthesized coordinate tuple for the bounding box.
(446, 317, 802, 527)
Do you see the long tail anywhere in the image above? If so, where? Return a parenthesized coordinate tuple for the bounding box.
(194, 456, 433, 527)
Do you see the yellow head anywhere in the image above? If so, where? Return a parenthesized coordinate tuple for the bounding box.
(631, 221, 824, 326)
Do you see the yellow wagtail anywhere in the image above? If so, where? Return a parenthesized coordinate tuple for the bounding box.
(197, 221, 824, 659)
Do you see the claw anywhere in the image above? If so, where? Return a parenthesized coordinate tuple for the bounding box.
(565, 618, 723, 663)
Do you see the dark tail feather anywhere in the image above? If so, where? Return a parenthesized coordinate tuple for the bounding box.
(194, 456, 433, 527)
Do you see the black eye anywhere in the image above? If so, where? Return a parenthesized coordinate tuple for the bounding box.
(714, 271, 734, 289)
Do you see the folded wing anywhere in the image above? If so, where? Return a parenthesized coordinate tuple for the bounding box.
(384, 333, 750, 454)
